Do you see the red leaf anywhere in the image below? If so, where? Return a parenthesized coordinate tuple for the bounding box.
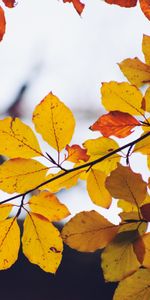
(65, 144, 90, 163)
(2, 0, 16, 8)
(139, 0, 150, 20)
(89, 111, 140, 138)
(140, 203, 150, 221)
(105, 0, 137, 7)
(63, 0, 85, 15)
(0, 6, 6, 41)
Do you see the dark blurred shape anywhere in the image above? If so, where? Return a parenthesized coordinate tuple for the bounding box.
(6, 84, 28, 118)
(0, 222, 117, 300)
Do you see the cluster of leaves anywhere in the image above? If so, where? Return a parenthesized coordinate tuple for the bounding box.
(0, 33, 150, 298)
(63, 0, 150, 20)
(0, 0, 16, 41)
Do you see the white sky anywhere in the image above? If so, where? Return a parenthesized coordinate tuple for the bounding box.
(0, 0, 150, 222)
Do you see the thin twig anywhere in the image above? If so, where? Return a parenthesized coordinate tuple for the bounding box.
(0, 131, 150, 205)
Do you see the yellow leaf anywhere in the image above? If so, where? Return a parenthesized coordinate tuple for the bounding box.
(0, 158, 48, 193)
(87, 168, 112, 208)
(105, 164, 147, 206)
(40, 169, 84, 193)
(142, 34, 150, 66)
(119, 214, 148, 235)
(22, 213, 63, 273)
(33, 93, 75, 152)
(118, 199, 137, 212)
(101, 81, 144, 115)
(101, 230, 141, 282)
(61, 210, 119, 252)
(118, 58, 150, 87)
(0, 204, 13, 221)
(0, 218, 20, 270)
(143, 87, 150, 112)
(134, 133, 150, 155)
(29, 191, 70, 221)
(83, 137, 120, 174)
(113, 269, 150, 300)
(0, 117, 42, 158)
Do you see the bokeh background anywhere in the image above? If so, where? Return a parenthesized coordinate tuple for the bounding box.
(0, 1, 150, 299)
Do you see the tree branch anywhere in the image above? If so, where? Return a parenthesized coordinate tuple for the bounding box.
(0, 131, 150, 205)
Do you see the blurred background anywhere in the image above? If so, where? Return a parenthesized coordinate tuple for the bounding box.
(0, 0, 150, 299)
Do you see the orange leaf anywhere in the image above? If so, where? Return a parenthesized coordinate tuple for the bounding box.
(2, 0, 16, 8)
(139, 0, 150, 20)
(105, 0, 137, 7)
(0, 7, 6, 42)
(63, 0, 85, 15)
(65, 144, 89, 163)
(90, 111, 140, 138)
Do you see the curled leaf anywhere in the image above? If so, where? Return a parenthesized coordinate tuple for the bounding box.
(142, 34, 150, 65)
(65, 144, 89, 163)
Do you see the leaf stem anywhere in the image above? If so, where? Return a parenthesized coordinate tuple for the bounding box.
(0, 131, 150, 205)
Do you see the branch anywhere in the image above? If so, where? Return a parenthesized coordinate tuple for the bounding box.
(1, 131, 150, 205)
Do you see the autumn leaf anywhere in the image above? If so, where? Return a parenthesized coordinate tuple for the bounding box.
(134, 133, 150, 155)
(29, 191, 70, 222)
(105, 164, 147, 206)
(142, 34, 150, 65)
(0, 158, 48, 193)
(63, 0, 85, 15)
(65, 144, 89, 163)
(0, 204, 13, 221)
(2, 0, 16, 8)
(62, 211, 119, 252)
(113, 269, 150, 300)
(104, 0, 137, 7)
(101, 229, 141, 282)
(87, 168, 112, 208)
(119, 212, 148, 235)
(90, 111, 140, 138)
(22, 213, 63, 273)
(0, 7, 6, 41)
(0, 218, 20, 270)
(83, 137, 120, 174)
(33, 93, 75, 152)
(143, 87, 150, 112)
(101, 81, 144, 116)
(0, 117, 42, 158)
(118, 58, 150, 87)
(140, 203, 150, 221)
(139, 0, 150, 20)
(40, 169, 84, 193)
